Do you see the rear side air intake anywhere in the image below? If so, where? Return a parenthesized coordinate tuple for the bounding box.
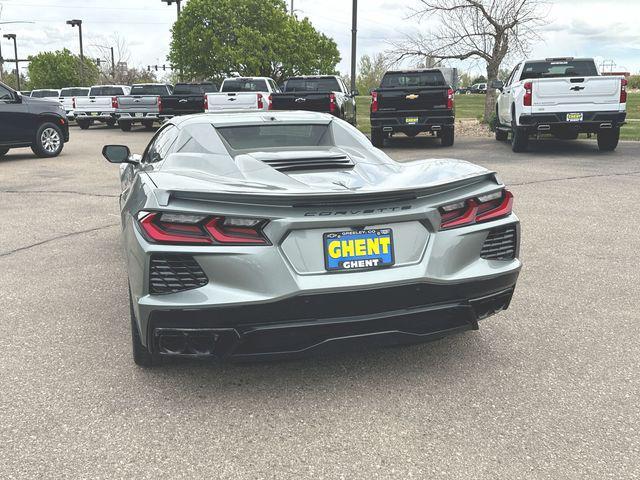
(481, 225, 518, 261)
(149, 254, 208, 294)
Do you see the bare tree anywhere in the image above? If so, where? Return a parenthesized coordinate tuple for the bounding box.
(390, 0, 548, 121)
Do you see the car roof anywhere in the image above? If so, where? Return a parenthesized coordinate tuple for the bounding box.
(383, 69, 443, 74)
(172, 110, 334, 128)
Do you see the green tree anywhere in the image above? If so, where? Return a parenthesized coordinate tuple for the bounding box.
(356, 53, 387, 94)
(27, 48, 99, 89)
(169, 0, 340, 84)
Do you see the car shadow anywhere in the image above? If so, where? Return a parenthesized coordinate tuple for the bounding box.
(381, 134, 443, 150)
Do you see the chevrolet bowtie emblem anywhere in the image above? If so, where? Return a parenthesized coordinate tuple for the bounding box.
(406, 94, 419, 100)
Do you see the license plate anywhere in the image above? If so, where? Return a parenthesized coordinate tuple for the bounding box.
(134, 113, 143, 118)
(91, 112, 99, 116)
(323, 229, 394, 272)
(567, 113, 583, 122)
(405, 117, 419, 124)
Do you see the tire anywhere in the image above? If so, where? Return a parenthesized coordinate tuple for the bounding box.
(31, 122, 64, 158)
(495, 128, 509, 141)
(371, 127, 385, 148)
(129, 291, 159, 367)
(511, 115, 528, 153)
(142, 120, 155, 131)
(106, 118, 116, 127)
(0, 147, 9, 158)
(77, 119, 91, 130)
(597, 128, 620, 152)
(119, 121, 132, 132)
(440, 126, 455, 147)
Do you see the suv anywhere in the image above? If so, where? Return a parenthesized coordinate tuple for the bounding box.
(0, 81, 69, 158)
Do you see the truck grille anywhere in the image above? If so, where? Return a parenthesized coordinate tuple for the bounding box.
(481, 225, 517, 261)
(149, 255, 208, 294)
(262, 154, 354, 172)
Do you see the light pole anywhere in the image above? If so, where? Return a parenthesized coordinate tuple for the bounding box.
(350, 0, 357, 94)
(66, 19, 84, 85)
(0, 21, 35, 81)
(3, 33, 19, 89)
(161, 0, 183, 80)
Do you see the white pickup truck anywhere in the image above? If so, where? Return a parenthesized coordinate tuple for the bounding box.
(59, 87, 89, 120)
(204, 77, 279, 112)
(493, 58, 627, 152)
(74, 85, 131, 129)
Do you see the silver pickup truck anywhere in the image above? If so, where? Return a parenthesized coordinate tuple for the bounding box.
(116, 84, 172, 131)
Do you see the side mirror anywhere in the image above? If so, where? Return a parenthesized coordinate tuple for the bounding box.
(102, 145, 136, 164)
(13, 92, 22, 103)
(490, 80, 504, 91)
(352, 90, 360, 97)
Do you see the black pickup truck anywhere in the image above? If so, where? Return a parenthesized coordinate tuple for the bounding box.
(370, 69, 455, 147)
(161, 82, 219, 117)
(271, 75, 357, 125)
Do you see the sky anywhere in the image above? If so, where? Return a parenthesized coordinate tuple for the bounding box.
(0, 0, 639, 80)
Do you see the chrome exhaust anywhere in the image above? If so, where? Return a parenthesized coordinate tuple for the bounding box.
(537, 125, 551, 131)
(431, 125, 442, 131)
(600, 123, 612, 129)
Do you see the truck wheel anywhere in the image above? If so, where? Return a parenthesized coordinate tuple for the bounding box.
(371, 128, 385, 148)
(597, 128, 620, 152)
(77, 119, 91, 130)
(0, 147, 9, 158)
(129, 291, 159, 367)
(511, 117, 529, 153)
(106, 118, 116, 127)
(31, 122, 64, 158)
(142, 120, 155, 131)
(119, 121, 132, 132)
(440, 127, 455, 147)
(496, 128, 509, 141)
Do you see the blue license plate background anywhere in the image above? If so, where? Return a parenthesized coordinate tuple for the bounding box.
(323, 229, 394, 272)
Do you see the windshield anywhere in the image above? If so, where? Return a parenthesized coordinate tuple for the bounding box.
(380, 71, 446, 88)
(217, 124, 332, 150)
(131, 85, 169, 95)
(221, 79, 268, 93)
(31, 90, 59, 98)
(285, 78, 341, 92)
(60, 88, 89, 97)
(90, 86, 125, 96)
(520, 60, 599, 80)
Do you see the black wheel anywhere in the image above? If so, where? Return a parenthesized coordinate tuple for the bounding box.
(440, 126, 455, 147)
(142, 120, 155, 131)
(31, 122, 64, 158)
(106, 118, 116, 127)
(119, 121, 132, 132)
(77, 119, 91, 130)
(597, 128, 620, 152)
(371, 127, 385, 148)
(511, 114, 528, 153)
(129, 291, 159, 367)
(0, 147, 9, 158)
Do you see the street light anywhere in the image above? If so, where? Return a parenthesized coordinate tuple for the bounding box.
(1, 21, 34, 82)
(161, 0, 182, 18)
(3, 33, 19, 89)
(350, 0, 357, 94)
(66, 19, 84, 85)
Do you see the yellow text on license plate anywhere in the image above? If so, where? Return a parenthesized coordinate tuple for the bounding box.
(567, 113, 583, 122)
(405, 117, 419, 124)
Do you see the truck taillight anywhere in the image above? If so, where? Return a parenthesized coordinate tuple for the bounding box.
(111, 96, 118, 109)
(447, 88, 454, 110)
(267, 94, 272, 110)
(523, 82, 533, 107)
(157, 96, 163, 113)
(371, 91, 378, 113)
(621, 78, 628, 104)
(204, 94, 208, 111)
(257, 93, 264, 110)
(329, 93, 337, 114)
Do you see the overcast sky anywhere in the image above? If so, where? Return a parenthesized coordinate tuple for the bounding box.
(1, 0, 639, 79)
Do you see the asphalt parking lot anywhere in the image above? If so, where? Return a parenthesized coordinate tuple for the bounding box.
(1, 126, 639, 479)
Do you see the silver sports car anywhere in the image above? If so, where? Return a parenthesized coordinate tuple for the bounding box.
(102, 111, 521, 366)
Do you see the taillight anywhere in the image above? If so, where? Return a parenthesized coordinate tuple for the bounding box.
(329, 93, 337, 114)
(267, 94, 272, 110)
(523, 82, 533, 107)
(371, 91, 378, 113)
(439, 190, 514, 230)
(111, 96, 118, 109)
(257, 93, 264, 110)
(447, 88, 454, 110)
(621, 78, 628, 104)
(157, 96, 163, 113)
(72, 97, 76, 109)
(204, 94, 208, 111)
(138, 212, 269, 245)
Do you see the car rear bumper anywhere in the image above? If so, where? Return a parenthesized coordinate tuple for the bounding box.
(75, 112, 117, 121)
(116, 112, 161, 122)
(519, 111, 626, 132)
(371, 111, 455, 133)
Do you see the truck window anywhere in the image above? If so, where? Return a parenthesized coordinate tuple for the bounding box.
(60, 88, 89, 97)
(31, 90, 59, 98)
(221, 79, 268, 93)
(284, 77, 341, 92)
(131, 85, 169, 95)
(89, 86, 125, 96)
(520, 60, 598, 80)
(380, 71, 446, 88)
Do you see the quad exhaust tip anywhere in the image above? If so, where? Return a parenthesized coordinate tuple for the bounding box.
(537, 125, 551, 131)
(600, 122, 613, 129)
(431, 125, 442, 131)
(155, 328, 239, 357)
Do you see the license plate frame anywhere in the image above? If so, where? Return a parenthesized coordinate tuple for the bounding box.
(323, 229, 395, 272)
(566, 113, 583, 122)
(405, 117, 419, 125)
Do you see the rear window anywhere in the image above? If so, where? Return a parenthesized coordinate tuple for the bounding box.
(131, 85, 169, 95)
(380, 71, 446, 88)
(173, 83, 218, 94)
(520, 60, 598, 80)
(60, 88, 89, 97)
(89, 86, 125, 96)
(285, 77, 341, 92)
(217, 124, 332, 150)
(31, 90, 59, 98)
(221, 79, 268, 93)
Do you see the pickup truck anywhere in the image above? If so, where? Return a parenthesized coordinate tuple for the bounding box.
(161, 82, 218, 117)
(370, 69, 455, 148)
(59, 87, 89, 120)
(270, 75, 357, 124)
(74, 85, 131, 129)
(205, 77, 278, 112)
(116, 83, 172, 131)
(30, 89, 61, 101)
(493, 57, 627, 152)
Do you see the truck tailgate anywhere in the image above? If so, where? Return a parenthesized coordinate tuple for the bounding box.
(377, 88, 449, 112)
(271, 93, 331, 112)
(532, 77, 623, 112)
(206, 93, 260, 111)
(162, 95, 204, 115)
(75, 97, 113, 110)
(117, 95, 160, 110)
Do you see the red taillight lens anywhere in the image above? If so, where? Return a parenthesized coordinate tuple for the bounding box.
(329, 93, 337, 114)
(621, 78, 628, 104)
(439, 190, 513, 230)
(72, 97, 76, 109)
(257, 93, 264, 110)
(111, 96, 118, 109)
(371, 91, 378, 113)
(447, 88, 454, 110)
(138, 212, 269, 245)
(267, 94, 273, 110)
(204, 94, 208, 111)
(157, 96, 163, 113)
(523, 82, 533, 107)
